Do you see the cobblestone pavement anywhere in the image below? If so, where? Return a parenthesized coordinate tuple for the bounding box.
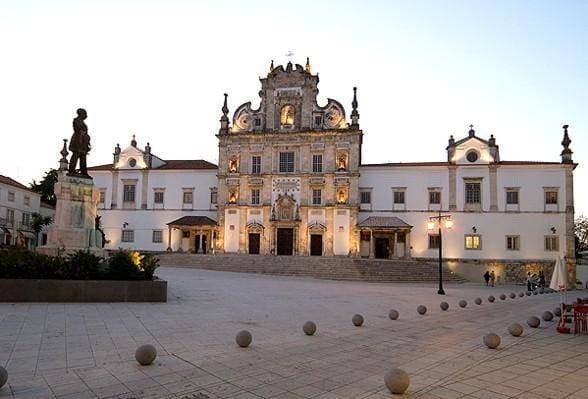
(0, 267, 587, 399)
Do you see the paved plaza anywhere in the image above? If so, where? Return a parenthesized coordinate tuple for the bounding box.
(0, 267, 587, 399)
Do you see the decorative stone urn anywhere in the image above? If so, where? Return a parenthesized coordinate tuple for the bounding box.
(40, 171, 103, 255)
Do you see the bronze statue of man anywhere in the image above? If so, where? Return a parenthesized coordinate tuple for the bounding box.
(68, 108, 91, 176)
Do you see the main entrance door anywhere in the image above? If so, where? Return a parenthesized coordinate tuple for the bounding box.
(248, 233, 260, 254)
(277, 228, 294, 255)
(375, 237, 389, 259)
(195, 234, 208, 254)
(310, 234, 323, 256)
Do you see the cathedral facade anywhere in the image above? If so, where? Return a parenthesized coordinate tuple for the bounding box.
(89, 60, 577, 282)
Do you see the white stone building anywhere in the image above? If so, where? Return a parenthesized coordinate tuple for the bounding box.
(0, 175, 46, 248)
(88, 60, 577, 282)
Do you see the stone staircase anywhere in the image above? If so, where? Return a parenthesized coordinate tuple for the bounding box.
(157, 253, 467, 283)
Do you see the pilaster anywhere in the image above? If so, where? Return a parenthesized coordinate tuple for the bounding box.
(448, 165, 457, 211)
(489, 164, 498, 212)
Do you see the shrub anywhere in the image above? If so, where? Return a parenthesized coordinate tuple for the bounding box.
(61, 250, 105, 280)
(105, 250, 158, 281)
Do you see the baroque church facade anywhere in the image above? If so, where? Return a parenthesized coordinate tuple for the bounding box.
(89, 60, 577, 281)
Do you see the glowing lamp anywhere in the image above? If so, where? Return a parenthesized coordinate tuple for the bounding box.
(444, 219, 453, 229)
(427, 221, 435, 230)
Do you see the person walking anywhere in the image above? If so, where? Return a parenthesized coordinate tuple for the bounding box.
(527, 272, 533, 291)
(490, 270, 496, 287)
(483, 270, 491, 286)
(539, 270, 546, 288)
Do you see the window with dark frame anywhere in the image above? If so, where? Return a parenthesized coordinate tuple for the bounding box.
(279, 152, 295, 173)
(465, 182, 481, 204)
(121, 230, 134, 242)
(154, 191, 164, 204)
(429, 191, 441, 204)
(251, 156, 261, 174)
(99, 191, 106, 204)
(183, 191, 193, 204)
(152, 230, 163, 243)
(545, 235, 559, 251)
(314, 115, 322, 127)
(506, 190, 519, 204)
(312, 189, 322, 205)
(123, 185, 136, 202)
(210, 189, 217, 204)
(545, 191, 558, 204)
(251, 189, 260, 205)
(393, 191, 405, 204)
(428, 234, 440, 249)
(465, 234, 481, 249)
(360, 191, 371, 204)
(312, 154, 323, 173)
(506, 235, 520, 250)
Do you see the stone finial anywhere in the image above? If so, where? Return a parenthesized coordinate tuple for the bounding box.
(59, 139, 69, 170)
(447, 135, 456, 162)
(113, 143, 121, 164)
(351, 87, 360, 129)
(219, 93, 230, 135)
(468, 124, 475, 137)
(144, 142, 152, 168)
(131, 134, 137, 147)
(561, 124, 573, 163)
(305, 57, 311, 73)
(488, 134, 500, 162)
(489, 134, 496, 147)
(145, 142, 151, 154)
(286, 61, 293, 72)
(269, 59, 274, 73)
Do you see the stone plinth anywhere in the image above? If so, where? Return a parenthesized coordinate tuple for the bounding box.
(40, 172, 103, 255)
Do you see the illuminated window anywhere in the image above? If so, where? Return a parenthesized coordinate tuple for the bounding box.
(280, 105, 295, 126)
(465, 234, 481, 250)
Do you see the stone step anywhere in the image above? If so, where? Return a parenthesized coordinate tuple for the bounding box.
(157, 254, 467, 283)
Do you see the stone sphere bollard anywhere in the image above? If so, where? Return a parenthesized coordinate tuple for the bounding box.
(542, 311, 554, 322)
(475, 297, 482, 305)
(417, 305, 427, 315)
(554, 307, 562, 317)
(500, 294, 506, 300)
(488, 295, 495, 303)
(352, 314, 364, 327)
(533, 291, 538, 295)
(527, 316, 540, 328)
(303, 321, 317, 336)
(459, 300, 467, 308)
(236, 330, 253, 347)
(508, 323, 523, 337)
(0, 366, 7, 389)
(483, 333, 501, 349)
(539, 288, 545, 294)
(510, 293, 516, 299)
(440, 302, 449, 311)
(384, 368, 410, 394)
(519, 292, 525, 297)
(135, 344, 157, 366)
(389, 309, 399, 320)
(526, 291, 532, 296)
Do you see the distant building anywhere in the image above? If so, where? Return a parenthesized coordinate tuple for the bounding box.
(0, 174, 54, 249)
(89, 60, 577, 281)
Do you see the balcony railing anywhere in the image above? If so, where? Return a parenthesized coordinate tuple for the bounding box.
(17, 221, 33, 231)
(0, 218, 14, 228)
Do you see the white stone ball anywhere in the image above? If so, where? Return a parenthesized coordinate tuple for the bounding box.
(236, 330, 253, 347)
(135, 344, 157, 366)
(508, 323, 523, 337)
(483, 333, 501, 349)
(384, 368, 410, 394)
(542, 311, 554, 322)
(527, 316, 540, 328)
(303, 321, 317, 335)
(352, 314, 364, 327)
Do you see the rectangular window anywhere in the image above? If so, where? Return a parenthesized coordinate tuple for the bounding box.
(465, 182, 481, 204)
(210, 189, 218, 204)
(24, 196, 30, 206)
(121, 230, 134, 243)
(183, 191, 193, 204)
(251, 189, 260, 205)
(545, 191, 558, 204)
(7, 192, 14, 202)
(465, 234, 481, 250)
(152, 230, 163, 243)
(428, 234, 440, 249)
(429, 191, 441, 204)
(123, 185, 136, 202)
(506, 235, 520, 251)
(99, 190, 106, 204)
(154, 191, 164, 204)
(6, 209, 14, 223)
(254, 118, 261, 127)
(314, 115, 322, 127)
(393, 191, 405, 204)
(251, 156, 261, 174)
(360, 191, 371, 204)
(545, 235, 559, 251)
(182, 230, 190, 238)
(21, 212, 30, 226)
(279, 152, 295, 173)
(506, 190, 519, 205)
(312, 154, 323, 173)
(312, 189, 322, 205)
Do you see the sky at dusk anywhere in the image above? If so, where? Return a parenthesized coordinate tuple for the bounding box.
(0, 0, 586, 214)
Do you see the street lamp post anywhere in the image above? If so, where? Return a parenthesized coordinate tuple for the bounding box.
(428, 211, 452, 295)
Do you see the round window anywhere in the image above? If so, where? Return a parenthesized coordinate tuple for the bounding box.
(466, 151, 478, 163)
(129, 158, 137, 167)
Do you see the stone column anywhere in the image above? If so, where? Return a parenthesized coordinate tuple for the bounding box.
(111, 170, 119, 209)
(369, 229, 374, 259)
(167, 227, 172, 252)
(391, 232, 397, 259)
(405, 231, 412, 259)
(141, 170, 149, 209)
(448, 165, 457, 211)
(564, 165, 576, 283)
(198, 231, 203, 254)
(489, 165, 498, 212)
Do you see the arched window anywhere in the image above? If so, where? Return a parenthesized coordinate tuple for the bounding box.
(280, 105, 295, 126)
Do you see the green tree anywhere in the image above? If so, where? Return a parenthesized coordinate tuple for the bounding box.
(30, 169, 58, 206)
(30, 212, 53, 248)
(575, 215, 588, 254)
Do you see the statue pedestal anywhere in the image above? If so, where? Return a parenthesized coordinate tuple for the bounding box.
(39, 172, 104, 256)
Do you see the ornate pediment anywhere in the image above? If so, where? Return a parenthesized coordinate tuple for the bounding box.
(271, 193, 300, 221)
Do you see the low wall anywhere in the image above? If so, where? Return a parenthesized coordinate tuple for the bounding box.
(0, 279, 167, 302)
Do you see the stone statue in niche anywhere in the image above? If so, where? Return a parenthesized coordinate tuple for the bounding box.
(337, 154, 347, 171)
(337, 189, 347, 204)
(280, 105, 295, 126)
(68, 108, 91, 177)
(228, 156, 238, 173)
(228, 190, 237, 204)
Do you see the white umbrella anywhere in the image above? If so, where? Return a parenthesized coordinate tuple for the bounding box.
(550, 256, 568, 291)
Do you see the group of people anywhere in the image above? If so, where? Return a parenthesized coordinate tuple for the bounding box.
(483, 270, 496, 287)
(527, 270, 546, 291)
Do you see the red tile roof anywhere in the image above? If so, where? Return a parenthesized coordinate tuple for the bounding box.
(0, 174, 34, 192)
(88, 159, 218, 171)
